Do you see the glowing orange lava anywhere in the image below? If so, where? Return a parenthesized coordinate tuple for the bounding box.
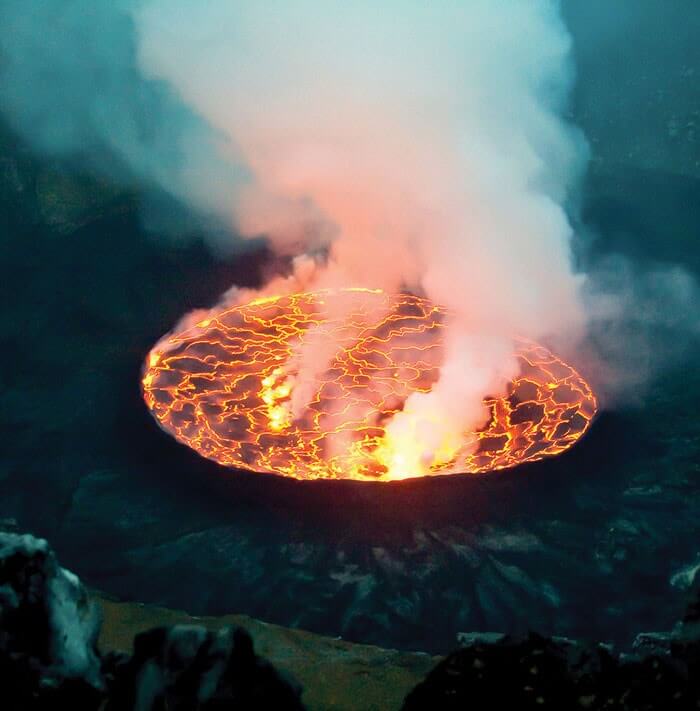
(142, 289, 597, 481)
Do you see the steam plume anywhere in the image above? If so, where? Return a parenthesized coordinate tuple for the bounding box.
(1, 0, 596, 475)
(131, 0, 588, 473)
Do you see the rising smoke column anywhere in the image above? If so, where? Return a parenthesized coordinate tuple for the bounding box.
(0, 0, 589, 476)
(2, 2, 697, 475)
(130, 0, 588, 476)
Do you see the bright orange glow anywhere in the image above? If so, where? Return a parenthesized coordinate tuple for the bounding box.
(142, 289, 597, 481)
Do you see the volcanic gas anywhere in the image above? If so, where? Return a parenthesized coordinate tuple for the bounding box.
(142, 289, 597, 481)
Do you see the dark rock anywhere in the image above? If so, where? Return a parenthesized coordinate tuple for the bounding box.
(104, 624, 304, 710)
(670, 558, 700, 592)
(0, 157, 25, 195)
(0, 532, 104, 709)
(404, 620, 700, 710)
(455, 631, 505, 647)
(668, 577, 700, 700)
(403, 633, 581, 709)
(632, 631, 672, 655)
(0, 532, 304, 709)
(681, 570, 700, 628)
(34, 168, 130, 234)
(0, 518, 19, 533)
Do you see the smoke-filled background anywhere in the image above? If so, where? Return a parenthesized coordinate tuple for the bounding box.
(1, 0, 696, 415)
(133, 0, 591, 473)
(0, 0, 699, 651)
(0, 0, 604, 474)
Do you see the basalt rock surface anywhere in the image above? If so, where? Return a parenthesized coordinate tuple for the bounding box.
(103, 624, 304, 710)
(0, 532, 103, 709)
(2, 530, 700, 710)
(402, 579, 700, 710)
(0, 532, 304, 710)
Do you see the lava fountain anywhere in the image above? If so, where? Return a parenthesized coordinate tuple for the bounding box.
(142, 289, 597, 481)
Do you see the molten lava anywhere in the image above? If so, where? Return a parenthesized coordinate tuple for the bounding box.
(142, 289, 597, 481)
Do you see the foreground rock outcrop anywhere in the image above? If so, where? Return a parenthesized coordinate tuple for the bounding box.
(0, 532, 304, 710)
(97, 596, 436, 711)
(103, 624, 303, 710)
(403, 585, 700, 710)
(2, 529, 700, 709)
(0, 533, 103, 708)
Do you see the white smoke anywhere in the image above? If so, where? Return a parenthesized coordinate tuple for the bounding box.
(0, 0, 592, 475)
(581, 256, 700, 405)
(127, 0, 588, 475)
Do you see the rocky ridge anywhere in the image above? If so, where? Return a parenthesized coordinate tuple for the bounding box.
(2, 531, 700, 709)
(0, 532, 303, 709)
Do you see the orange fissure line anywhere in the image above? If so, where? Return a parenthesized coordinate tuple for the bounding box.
(142, 289, 597, 481)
